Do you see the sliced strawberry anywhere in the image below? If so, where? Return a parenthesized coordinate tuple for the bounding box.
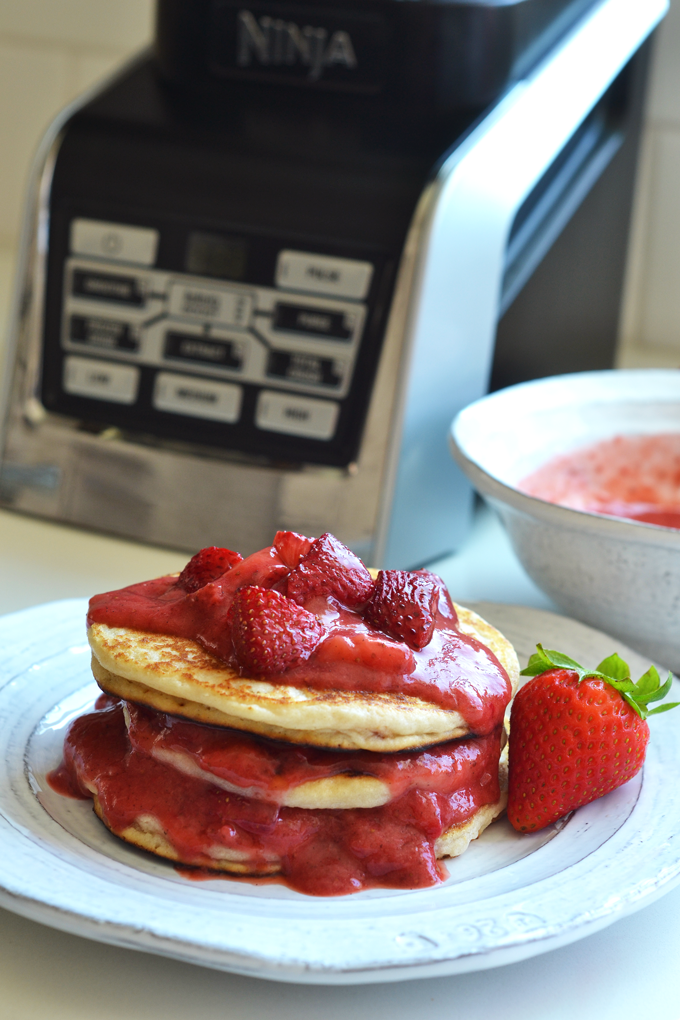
(363, 570, 439, 650)
(273, 530, 315, 569)
(229, 585, 325, 675)
(176, 546, 243, 593)
(286, 533, 374, 608)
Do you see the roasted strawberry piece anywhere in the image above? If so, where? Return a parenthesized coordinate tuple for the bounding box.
(286, 533, 374, 608)
(229, 585, 325, 675)
(508, 645, 678, 832)
(176, 546, 243, 593)
(273, 530, 315, 569)
(363, 570, 439, 650)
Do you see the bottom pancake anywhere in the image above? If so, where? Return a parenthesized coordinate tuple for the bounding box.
(58, 697, 508, 895)
(92, 798, 275, 874)
(94, 759, 508, 878)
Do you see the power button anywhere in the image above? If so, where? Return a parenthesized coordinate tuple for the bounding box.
(70, 219, 159, 267)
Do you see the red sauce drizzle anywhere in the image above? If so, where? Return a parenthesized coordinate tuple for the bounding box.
(49, 700, 503, 896)
(520, 433, 680, 529)
(87, 550, 510, 732)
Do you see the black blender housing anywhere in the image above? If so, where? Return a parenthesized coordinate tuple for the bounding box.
(39, 0, 635, 474)
(1, 0, 653, 560)
(155, 0, 597, 117)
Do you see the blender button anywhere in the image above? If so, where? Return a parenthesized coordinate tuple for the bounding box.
(63, 355, 139, 404)
(255, 391, 339, 440)
(70, 219, 159, 266)
(71, 268, 145, 306)
(168, 283, 252, 327)
(153, 372, 242, 423)
(275, 251, 373, 300)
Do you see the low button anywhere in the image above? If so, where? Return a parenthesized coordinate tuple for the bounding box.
(63, 356, 139, 404)
(255, 391, 339, 440)
(153, 373, 242, 423)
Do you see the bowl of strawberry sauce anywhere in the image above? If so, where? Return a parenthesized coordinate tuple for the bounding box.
(450, 369, 680, 672)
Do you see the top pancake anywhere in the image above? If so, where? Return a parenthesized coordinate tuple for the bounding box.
(89, 603, 519, 752)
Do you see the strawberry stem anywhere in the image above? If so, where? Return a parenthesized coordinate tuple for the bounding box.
(520, 644, 679, 721)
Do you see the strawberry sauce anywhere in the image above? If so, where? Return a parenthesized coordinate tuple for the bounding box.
(87, 549, 510, 733)
(125, 701, 499, 802)
(50, 699, 503, 896)
(520, 433, 680, 529)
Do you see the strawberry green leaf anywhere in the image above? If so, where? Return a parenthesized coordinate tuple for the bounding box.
(541, 648, 585, 671)
(520, 643, 679, 721)
(608, 679, 637, 693)
(595, 653, 630, 681)
(521, 645, 557, 676)
(648, 701, 680, 716)
(621, 692, 646, 718)
(653, 673, 674, 702)
(633, 665, 661, 698)
(607, 667, 676, 718)
(521, 645, 585, 677)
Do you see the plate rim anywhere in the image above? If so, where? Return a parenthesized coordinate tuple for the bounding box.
(1, 597, 679, 984)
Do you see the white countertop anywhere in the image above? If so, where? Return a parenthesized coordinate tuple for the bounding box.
(0, 504, 679, 1018)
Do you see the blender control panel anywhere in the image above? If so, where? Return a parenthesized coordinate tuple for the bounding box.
(43, 218, 384, 466)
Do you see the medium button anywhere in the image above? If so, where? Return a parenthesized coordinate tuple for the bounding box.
(164, 331, 243, 369)
(70, 315, 140, 353)
(168, 283, 252, 327)
(63, 356, 139, 404)
(70, 219, 159, 266)
(275, 250, 373, 299)
(153, 372, 242, 423)
(255, 391, 339, 440)
(72, 269, 145, 306)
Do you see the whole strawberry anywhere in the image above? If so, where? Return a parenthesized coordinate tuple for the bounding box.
(508, 645, 678, 832)
(286, 533, 374, 608)
(229, 585, 325, 675)
(177, 546, 243, 593)
(364, 570, 439, 650)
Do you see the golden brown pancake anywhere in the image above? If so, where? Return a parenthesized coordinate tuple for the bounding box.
(142, 740, 393, 809)
(88, 604, 519, 753)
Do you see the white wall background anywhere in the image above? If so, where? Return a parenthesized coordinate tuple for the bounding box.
(0, 0, 154, 248)
(0, 0, 677, 365)
(619, 0, 680, 366)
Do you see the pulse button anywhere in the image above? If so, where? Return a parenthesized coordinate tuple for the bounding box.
(275, 250, 373, 299)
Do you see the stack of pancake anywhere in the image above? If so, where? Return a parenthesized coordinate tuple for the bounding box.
(63, 598, 519, 895)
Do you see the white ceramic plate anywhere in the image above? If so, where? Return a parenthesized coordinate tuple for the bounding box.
(1, 598, 680, 985)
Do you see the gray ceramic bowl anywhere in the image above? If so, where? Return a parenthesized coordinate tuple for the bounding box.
(450, 369, 680, 672)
